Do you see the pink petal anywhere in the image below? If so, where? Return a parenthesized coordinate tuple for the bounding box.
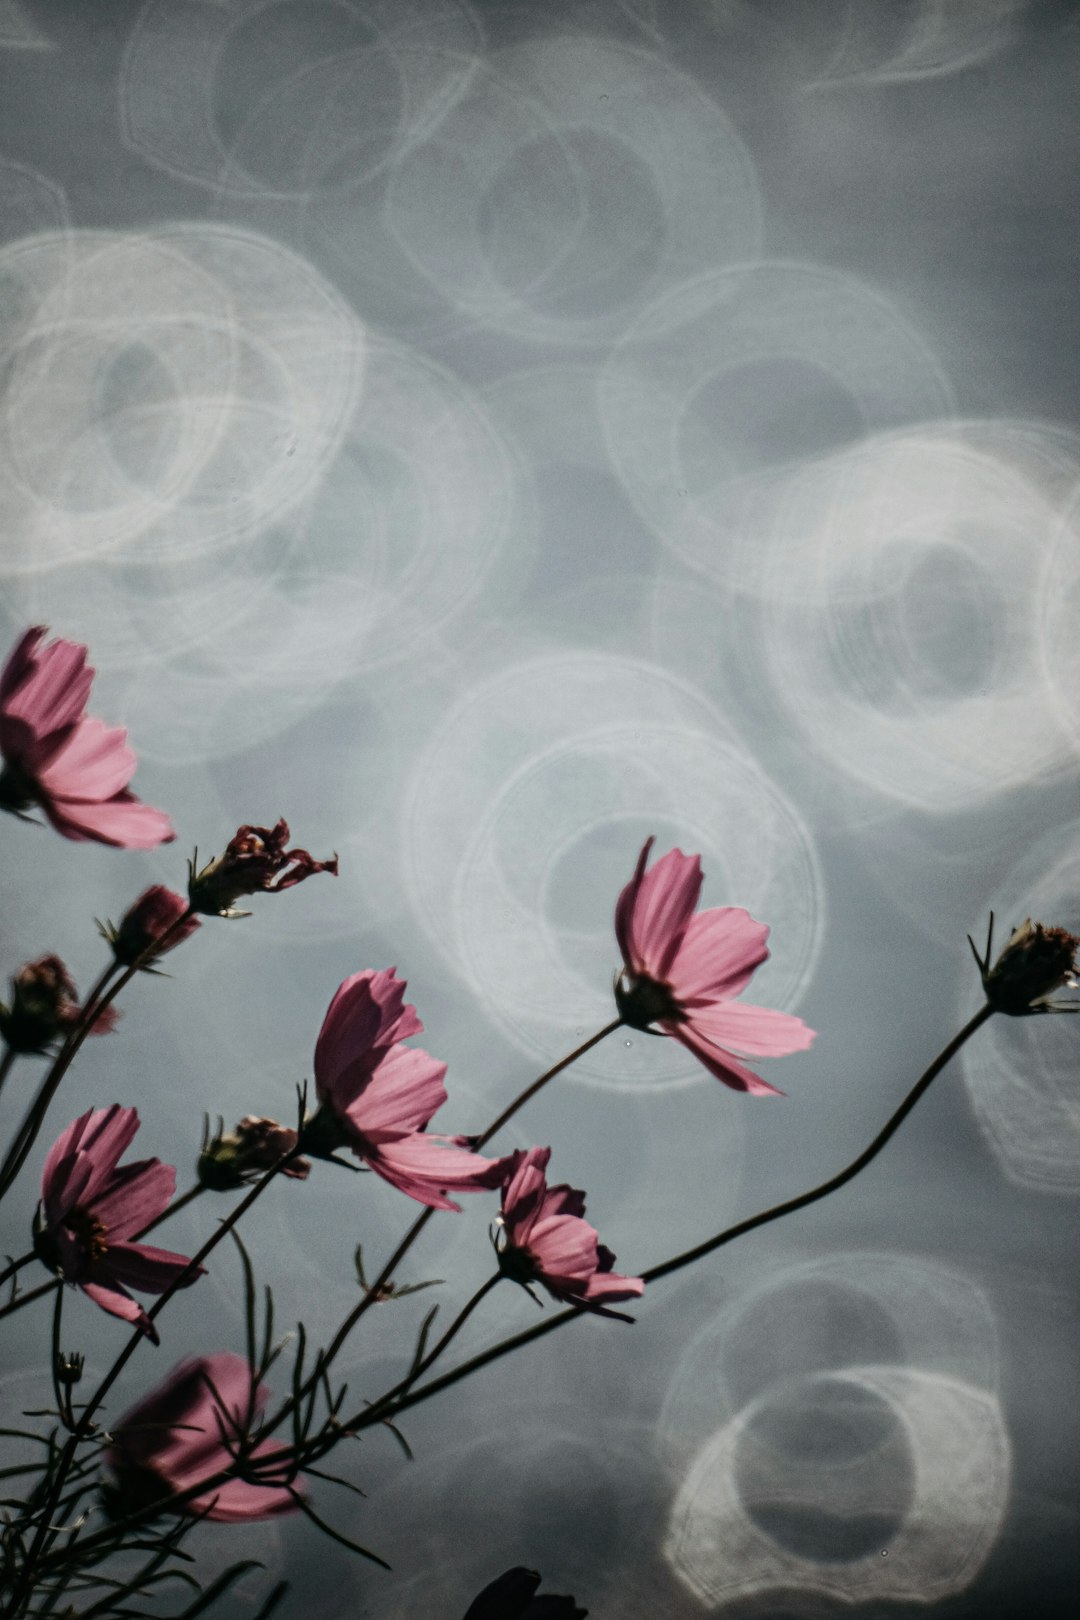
(365, 1134, 511, 1211)
(538, 1183, 587, 1221)
(614, 837, 652, 968)
(42, 1106, 139, 1212)
(189, 1447, 298, 1522)
(686, 1000, 816, 1058)
(673, 1023, 784, 1095)
(345, 1043, 447, 1139)
(529, 1213, 601, 1282)
(103, 1242, 201, 1295)
(314, 969, 422, 1098)
(38, 716, 136, 800)
(580, 1270, 645, 1304)
(42, 1154, 96, 1228)
(80, 1278, 158, 1341)
(43, 791, 175, 848)
(501, 1147, 552, 1244)
(91, 1158, 177, 1237)
(620, 846, 703, 979)
(668, 907, 771, 1005)
(1, 629, 92, 733)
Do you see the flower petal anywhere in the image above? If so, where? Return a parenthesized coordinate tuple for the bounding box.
(90, 1158, 176, 1238)
(43, 790, 175, 848)
(314, 968, 422, 1100)
(672, 1022, 785, 1095)
(345, 1042, 447, 1140)
(80, 1278, 159, 1342)
(364, 1134, 510, 1210)
(686, 999, 815, 1058)
(619, 845, 703, 979)
(668, 907, 771, 1005)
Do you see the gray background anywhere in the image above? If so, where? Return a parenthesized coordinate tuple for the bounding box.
(1, 1, 1079, 1615)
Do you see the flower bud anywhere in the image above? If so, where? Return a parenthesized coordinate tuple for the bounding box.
(55, 1350, 85, 1387)
(101, 886, 200, 968)
(972, 916, 1080, 1016)
(188, 820, 337, 918)
(0, 955, 117, 1054)
(198, 1115, 310, 1190)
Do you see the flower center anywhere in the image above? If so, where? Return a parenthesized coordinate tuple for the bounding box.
(67, 1206, 109, 1261)
(614, 970, 685, 1031)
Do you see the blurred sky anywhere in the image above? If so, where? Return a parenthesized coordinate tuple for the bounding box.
(1, 2, 1079, 1616)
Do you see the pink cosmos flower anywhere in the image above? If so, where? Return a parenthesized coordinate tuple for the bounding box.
(496, 1147, 643, 1322)
(463, 1567, 587, 1619)
(0, 627, 174, 847)
(309, 968, 512, 1210)
(36, 1106, 202, 1341)
(105, 1352, 299, 1522)
(614, 837, 815, 1095)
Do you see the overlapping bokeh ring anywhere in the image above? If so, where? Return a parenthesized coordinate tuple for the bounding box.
(757, 422, 1080, 810)
(384, 34, 762, 344)
(120, 0, 482, 196)
(599, 260, 954, 596)
(666, 1365, 1009, 1609)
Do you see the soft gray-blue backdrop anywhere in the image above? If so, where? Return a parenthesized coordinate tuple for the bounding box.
(1, 1, 1078, 1615)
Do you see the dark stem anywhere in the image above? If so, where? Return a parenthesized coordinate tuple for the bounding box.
(264, 1018, 626, 1435)
(348, 1004, 996, 1431)
(5, 1144, 299, 1617)
(0, 1045, 17, 1096)
(365, 1272, 503, 1424)
(0, 1247, 34, 1291)
(473, 1017, 624, 1150)
(0, 912, 195, 1206)
(0, 1275, 59, 1322)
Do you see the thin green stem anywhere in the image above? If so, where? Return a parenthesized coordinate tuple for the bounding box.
(365, 1272, 503, 1424)
(346, 1004, 996, 1432)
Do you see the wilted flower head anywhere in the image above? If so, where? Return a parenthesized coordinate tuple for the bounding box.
(198, 1115, 310, 1190)
(970, 914, 1080, 1016)
(0, 627, 174, 847)
(104, 1352, 299, 1522)
(307, 967, 512, 1209)
(496, 1147, 643, 1322)
(101, 886, 200, 969)
(463, 1567, 587, 1619)
(613, 837, 814, 1094)
(0, 954, 118, 1055)
(188, 819, 338, 918)
(35, 1106, 201, 1341)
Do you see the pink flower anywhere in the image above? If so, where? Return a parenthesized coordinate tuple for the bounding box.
(188, 819, 338, 917)
(106, 886, 200, 968)
(614, 837, 815, 1094)
(0, 627, 174, 847)
(35, 1106, 202, 1341)
(496, 1147, 643, 1322)
(463, 1567, 587, 1619)
(309, 968, 512, 1210)
(105, 1352, 299, 1522)
(0, 954, 119, 1054)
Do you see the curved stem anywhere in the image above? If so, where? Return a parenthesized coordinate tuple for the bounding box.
(0, 912, 194, 1207)
(349, 1004, 996, 1431)
(0, 1275, 57, 1322)
(265, 1018, 626, 1436)
(474, 1017, 624, 1150)
(5, 1144, 298, 1616)
(366, 1273, 503, 1425)
(0, 1045, 17, 1097)
(0, 1248, 34, 1291)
